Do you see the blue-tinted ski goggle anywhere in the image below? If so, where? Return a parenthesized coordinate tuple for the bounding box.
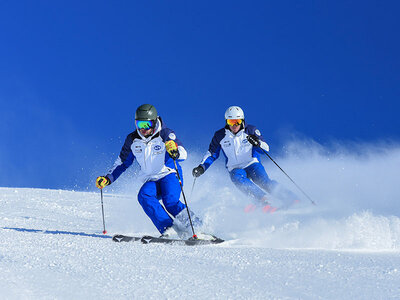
(136, 120, 155, 130)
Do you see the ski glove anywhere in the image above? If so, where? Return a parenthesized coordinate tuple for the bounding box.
(247, 134, 260, 147)
(165, 140, 180, 160)
(192, 165, 205, 177)
(96, 176, 110, 189)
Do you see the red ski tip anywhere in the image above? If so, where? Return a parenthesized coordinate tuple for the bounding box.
(244, 204, 257, 213)
(269, 207, 277, 213)
(103, 230, 107, 234)
(262, 205, 271, 213)
(262, 205, 277, 214)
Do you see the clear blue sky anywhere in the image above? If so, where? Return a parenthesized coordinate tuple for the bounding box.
(0, 1, 399, 189)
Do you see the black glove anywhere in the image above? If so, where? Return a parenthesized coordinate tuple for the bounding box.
(247, 134, 260, 147)
(192, 165, 205, 178)
(168, 149, 179, 160)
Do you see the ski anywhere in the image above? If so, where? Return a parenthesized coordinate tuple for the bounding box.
(141, 235, 224, 246)
(112, 234, 141, 242)
(244, 199, 302, 214)
(112, 234, 224, 246)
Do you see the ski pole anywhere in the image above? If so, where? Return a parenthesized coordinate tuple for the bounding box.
(190, 177, 197, 198)
(254, 141, 316, 206)
(100, 189, 107, 234)
(172, 159, 197, 239)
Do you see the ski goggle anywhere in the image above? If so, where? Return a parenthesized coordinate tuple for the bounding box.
(136, 120, 155, 130)
(226, 119, 243, 126)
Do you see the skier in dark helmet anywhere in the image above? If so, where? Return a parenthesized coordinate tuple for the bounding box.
(96, 104, 201, 237)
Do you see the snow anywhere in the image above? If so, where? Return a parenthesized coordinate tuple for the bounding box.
(1, 143, 400, 299)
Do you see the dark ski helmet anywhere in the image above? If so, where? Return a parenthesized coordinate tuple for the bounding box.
(135, 104, 158, 121)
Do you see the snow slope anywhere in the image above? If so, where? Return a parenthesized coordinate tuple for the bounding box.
(1, 142, 400, 299)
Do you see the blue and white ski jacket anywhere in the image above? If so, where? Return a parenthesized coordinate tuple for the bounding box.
(106, 117, 187, 183)
(201, 124, 269, 172)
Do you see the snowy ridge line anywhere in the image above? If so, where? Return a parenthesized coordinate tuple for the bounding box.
(2, 227, 112, 239)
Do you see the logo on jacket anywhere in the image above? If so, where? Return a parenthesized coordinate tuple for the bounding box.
(242, 139, 249, 144)
(154, 145, 162, 151)
(134, 145, 142, 153)
(223, 140, 231, 147)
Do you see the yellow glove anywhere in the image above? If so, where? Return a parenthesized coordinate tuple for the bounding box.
(96, 176, 110, 189)
(165, 140, 179, 159)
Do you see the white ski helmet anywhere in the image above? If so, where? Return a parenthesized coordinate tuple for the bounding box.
(225, 106, 244, 120)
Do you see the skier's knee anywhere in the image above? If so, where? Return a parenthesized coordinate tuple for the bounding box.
(230, 169, 247, 184)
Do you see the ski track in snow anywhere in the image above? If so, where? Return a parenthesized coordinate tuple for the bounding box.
(1, 144, 400, 299)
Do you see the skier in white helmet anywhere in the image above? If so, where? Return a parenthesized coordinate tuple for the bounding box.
(192, 106, 295, 213)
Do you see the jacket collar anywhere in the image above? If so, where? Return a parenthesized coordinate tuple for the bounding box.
(225, 127, 244, 137)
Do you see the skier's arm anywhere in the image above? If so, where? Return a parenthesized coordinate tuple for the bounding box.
(247, 126, 270, 152)
(193, 130, 224, 177)
(193, 149, 219, 178)
(174, 138, 187, 162)
(259, 140, 270, 152)
(200, 132, 222, 171)
(106, 135, 135, 183)
(248, 135, 270, 152)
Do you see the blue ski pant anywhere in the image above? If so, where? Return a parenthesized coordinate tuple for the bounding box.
(138, 172, 186, 234)
(229, 162, 278, 201)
